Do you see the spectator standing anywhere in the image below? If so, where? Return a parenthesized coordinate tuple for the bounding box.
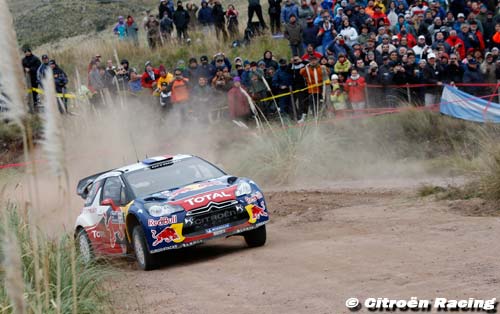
(289, 56, 308, 121)
(186, 2, 199, 30)
(303, 16, 319, 48)
(297, 0, 314, 28)
(174, 1, 191, 43)
(36, 54, 50, 87)
(113, 16, 127, 40)
(212, 0, 229, 41)
(272, 58, 293, 117)
(160, 13, 174, 42)
(284, 14, 304, 58)
(330, 74, 347, 111)
(227, 77, 252, 120)
(480, 52, 497, 93)
(141, 61, 160, 91)
(226, 5, 240, 39)
(168, 68, 191, 110)
(126, 16, 139, 46)
(22, 47, 41, 109)
(145, 15, 161, 49)
(49, 60, 69, 113)
(247, 0, 268, 30)
(268, 0, 282, 34)
(422, 53, 444, 106)
(281, 0, 299, 24)
(198, 1, 214, 34)
(344, 69, 366, 110)
(462, 58, 484, 96)
(159, 0, 173, 19)
(299, 55, 330, 120)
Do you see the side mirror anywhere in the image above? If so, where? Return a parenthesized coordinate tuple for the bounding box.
(101, 198, 120, 211)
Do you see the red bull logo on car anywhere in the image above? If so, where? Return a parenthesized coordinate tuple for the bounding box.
(147, 215, 178, 227)
(151, 223, 185, 246)
(245, 204, 268, 224)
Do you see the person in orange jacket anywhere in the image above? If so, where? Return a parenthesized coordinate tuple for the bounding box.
(299, 55, 330, 121)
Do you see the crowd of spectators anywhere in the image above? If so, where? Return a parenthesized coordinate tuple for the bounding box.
(20, 0, 500, 121)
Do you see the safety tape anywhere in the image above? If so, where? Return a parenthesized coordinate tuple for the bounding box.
(28, 87, 78, 99)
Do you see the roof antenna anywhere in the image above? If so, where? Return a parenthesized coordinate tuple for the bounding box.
(129, 131, 140, 163)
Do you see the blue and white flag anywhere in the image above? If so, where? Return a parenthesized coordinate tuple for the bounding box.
(440, 85, 500, 123)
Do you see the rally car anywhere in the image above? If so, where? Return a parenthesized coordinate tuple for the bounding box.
(74, 154, 269, 270)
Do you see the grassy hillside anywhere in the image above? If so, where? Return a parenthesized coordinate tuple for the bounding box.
(9, 0, 157, 47)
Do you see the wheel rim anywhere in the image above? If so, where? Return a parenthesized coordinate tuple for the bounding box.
(134, 232, 146, 267)
(79, 233, 91, 263)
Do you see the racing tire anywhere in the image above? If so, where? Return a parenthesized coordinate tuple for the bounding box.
(77, 229, 94, 264)
(244, 225, 267, 247)
(132, 226, 156, 271)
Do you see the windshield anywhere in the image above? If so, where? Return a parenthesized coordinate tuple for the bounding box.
(124, 157, 225, 197)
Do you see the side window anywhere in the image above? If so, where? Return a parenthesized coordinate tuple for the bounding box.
(84, 180, 102, 207)
(101, 177, 123, 205)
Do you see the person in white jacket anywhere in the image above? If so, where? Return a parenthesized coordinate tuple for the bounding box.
(339, 19, 358, 47)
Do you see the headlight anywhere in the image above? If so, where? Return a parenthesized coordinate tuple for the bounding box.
(235, 181, 252, 197)
(145, 203, 183, 217)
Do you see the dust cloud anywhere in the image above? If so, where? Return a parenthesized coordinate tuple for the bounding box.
(2, 97, 444, 235)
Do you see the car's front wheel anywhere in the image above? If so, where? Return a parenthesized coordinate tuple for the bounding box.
(244, 225, 267, 247)
(77, 229, 93, 264)
(132, 226, 156, 271)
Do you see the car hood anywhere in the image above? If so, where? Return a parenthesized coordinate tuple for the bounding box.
(140, 177, 238, 211)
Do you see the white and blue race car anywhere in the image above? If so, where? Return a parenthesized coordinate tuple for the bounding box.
(75, 155, 269, 270)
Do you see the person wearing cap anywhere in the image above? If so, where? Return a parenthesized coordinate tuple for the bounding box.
(303, 15, 320, 47)
(480, 52, 496, 93)
(173, 1, 191, 43)
(22, 46, 41, 108)
(468, 20, 485, 51)
(36, 54, 50, 87)
(113, 16, 127, 40)
(145, 14, 161, 49)
(284, 13, 305, 58)
(195, 55, 215, 81)
(462, 58, 484, 96)
(453, 13, 466, 32)
(227, 76, 252, 120)
(141, 61, 160, 91)
(281, 0, 299, 24)
(422, 52, 444, 106)
(299, 54, 330, 119)
(49, 60, 69, 113)
(329, 73, 347, 112)
(413, 35, 430, 62)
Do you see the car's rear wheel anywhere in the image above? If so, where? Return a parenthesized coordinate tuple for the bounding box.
(77, 229, 93, 264)
(132, 226, 156, 271)
(244, 225, 267, 247)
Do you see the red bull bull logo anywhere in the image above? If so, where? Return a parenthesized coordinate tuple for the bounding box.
(245, 204, 268, 224)
(151, 223, 185, 246)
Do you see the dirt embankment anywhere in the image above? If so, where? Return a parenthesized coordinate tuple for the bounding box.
(110, 185, 500, 314)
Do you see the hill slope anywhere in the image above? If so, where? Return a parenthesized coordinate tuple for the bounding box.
(9, 0, 156, 47)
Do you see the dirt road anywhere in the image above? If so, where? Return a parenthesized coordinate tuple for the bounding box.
(112, 185, 500, 314)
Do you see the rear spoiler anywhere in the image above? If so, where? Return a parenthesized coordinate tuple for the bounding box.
(76, 170, 111, 199)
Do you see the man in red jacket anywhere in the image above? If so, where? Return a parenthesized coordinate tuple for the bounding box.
(141, 61, 160, 91)
(344, 69, 366, 111)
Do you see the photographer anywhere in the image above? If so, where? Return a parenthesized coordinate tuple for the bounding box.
(344, 69, 366, 111)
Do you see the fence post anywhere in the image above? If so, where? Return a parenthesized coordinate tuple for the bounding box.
(365, 84, 370, 108)
(498, 80, 500, 105)
(406, 83, 411, 104)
